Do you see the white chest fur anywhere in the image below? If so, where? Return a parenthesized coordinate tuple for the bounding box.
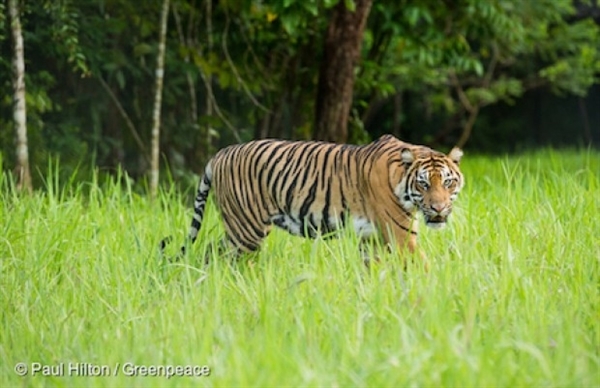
(352, 217, 376, 239)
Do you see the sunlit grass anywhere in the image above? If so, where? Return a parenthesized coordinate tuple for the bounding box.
(1, 149, 598, 387)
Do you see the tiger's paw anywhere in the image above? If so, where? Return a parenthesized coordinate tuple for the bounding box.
(362, 252, 382, 270)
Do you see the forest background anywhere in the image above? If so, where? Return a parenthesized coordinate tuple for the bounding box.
(1, 0, 599, 191)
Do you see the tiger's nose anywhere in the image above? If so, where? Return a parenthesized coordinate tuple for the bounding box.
(431, 204, 445, 214)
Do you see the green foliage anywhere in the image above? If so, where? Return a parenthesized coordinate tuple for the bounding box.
(1, 150, 598, 386)
(358, 0, 599, 137)
(0, 0, 598, 184)
(0, 1, 5, 42)
(42, 0, 89, 75)
(538, 19, 600, 96)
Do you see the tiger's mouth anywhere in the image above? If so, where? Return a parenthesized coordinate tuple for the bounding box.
(425, 215, 447, 229)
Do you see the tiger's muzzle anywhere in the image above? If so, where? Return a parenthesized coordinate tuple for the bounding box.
(423, 204, 452, 229)
(424, 214, 447, 229)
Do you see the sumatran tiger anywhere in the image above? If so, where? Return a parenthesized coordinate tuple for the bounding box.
(160, 134, 464, 267)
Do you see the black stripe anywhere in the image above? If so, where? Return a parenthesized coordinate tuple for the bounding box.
(283, 175, 298, 214)
(223, 211, 263, 250)
(264, 145, 291, 194)
(279, 143, 323, 212)
(298, 178, 318, 225)
(241, 154, 266, 227)
(271, 144, 304, 204)
(223, 178, 265, 243)
(226, 232, 258, 252)
(319, 145, 336, 188)
(298, 153, 316, 187)
(248, 141, 266, 181)
(384, 209, 418, 236)
(321, 175, 332, 233)
(258, 142, 284, 197)
(394, 199, 413, 218)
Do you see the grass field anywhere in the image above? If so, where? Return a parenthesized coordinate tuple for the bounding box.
(1, 149, 599, 387)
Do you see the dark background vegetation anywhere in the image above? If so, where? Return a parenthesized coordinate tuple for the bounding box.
(1, 0, 599, 187)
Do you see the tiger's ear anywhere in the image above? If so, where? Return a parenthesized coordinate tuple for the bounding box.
(448, 147, 463, 165)
(401, 149, 415, 166)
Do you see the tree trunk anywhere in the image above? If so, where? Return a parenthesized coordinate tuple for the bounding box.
(9, 0, 32, 193)
(314, 0, 372, 143)
(149, 0, 170, 198)
(456, 105, 480, 149)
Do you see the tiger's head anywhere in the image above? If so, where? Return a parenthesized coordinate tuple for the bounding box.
(394, 147, 464, 229)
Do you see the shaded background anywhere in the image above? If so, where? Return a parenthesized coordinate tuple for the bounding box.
(1, 0, 599, 186)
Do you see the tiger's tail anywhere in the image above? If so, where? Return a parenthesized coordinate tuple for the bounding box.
(159, 162, 213, 259)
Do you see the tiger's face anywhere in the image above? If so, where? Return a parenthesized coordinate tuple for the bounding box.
(395, 148, 464, 229)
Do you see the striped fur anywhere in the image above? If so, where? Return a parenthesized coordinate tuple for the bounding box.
(161, 134, 464, 261)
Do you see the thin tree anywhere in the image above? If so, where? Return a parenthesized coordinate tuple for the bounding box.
(8, 0, 32, 193)
(150, 0, 170, 198)
(314, 0, 372, 143)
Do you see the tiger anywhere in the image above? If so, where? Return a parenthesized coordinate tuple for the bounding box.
(160, 134, 464, 267)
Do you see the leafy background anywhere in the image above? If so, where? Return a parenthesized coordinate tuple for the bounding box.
(0, 0, 598, 187)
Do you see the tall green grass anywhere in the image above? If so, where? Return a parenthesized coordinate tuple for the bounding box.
(1, 149, 598, 387)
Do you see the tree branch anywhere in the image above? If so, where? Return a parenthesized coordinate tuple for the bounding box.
(222, 10, 271, 114)
(482, 42, 500, 88)
(450, 71, 475, 113)
(452, 42, 500, 148)
(97, 76, 151, 165)
(197, 67, 242, 143)
(172, 4, 198, 124)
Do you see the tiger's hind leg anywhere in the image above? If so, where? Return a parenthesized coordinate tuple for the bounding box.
(202, 238, 238, 266)
(204, 213, 271, 265)
(204, 233, 269, 267)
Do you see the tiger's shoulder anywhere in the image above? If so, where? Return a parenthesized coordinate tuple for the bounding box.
(367, 134, 429, 158)
(373, 134, 460, 160)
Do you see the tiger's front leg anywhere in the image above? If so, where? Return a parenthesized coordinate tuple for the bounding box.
(359, 240, 380, 269)
(379, 221, 430, 271)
